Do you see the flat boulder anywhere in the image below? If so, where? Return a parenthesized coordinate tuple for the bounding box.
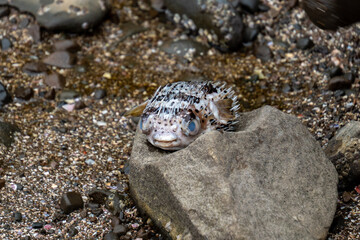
(0, 0, 109, 32)
(130, 105, 338, 240)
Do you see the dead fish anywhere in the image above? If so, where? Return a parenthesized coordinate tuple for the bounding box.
(126, 80, 240, 150)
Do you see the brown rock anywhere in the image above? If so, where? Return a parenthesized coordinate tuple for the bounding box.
(328, 76, 352, 91)
(44, 73, 66, 89)
(0, 179, 5, 189)
(42, 51, 76, 68)
(254, 44, 273, 62)
(60, 191, 84, 214)
(14, 87, 34, 100)
(27, 24, 41, 42)
(54, 40, 80, 52)
(342, 191, 351, 203)
(22, 62, 47, 75)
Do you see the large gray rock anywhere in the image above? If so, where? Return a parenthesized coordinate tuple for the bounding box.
(0, 0, 109, 32)
(130, 106, 338, 240)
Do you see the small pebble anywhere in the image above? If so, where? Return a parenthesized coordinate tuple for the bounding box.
(94, 89, 107, 99)
(296, 37, 314, 50)
(85, 159, 95, 165)
(60, 191, 84, 214)
(54, 40, 80, 52)
(14, 212, 22, 222)
(14, 87, 34, 100)
(254, 44, 272, 62)
(32, 222, 44, 229)
(342, 192, 351, 203)
(1, 37, 12, 50)
(104, 232, 118, 240)
(328, 67, 343, 78)
(44, 73, 66, 89)
(22, 62, 47, 76)
(0, 82, 12, 108)
(113, 224, 127, 236)
(42, 51, 76, 68)
(328, 76, 352, 91)
(0, 179, 5, 189)
(68, 226, 79, 237)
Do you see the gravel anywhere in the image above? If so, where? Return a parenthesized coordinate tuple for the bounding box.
(0, 0, 359, 239)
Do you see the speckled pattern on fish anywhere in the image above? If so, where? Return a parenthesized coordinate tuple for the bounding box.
(138, 80, 240, 150)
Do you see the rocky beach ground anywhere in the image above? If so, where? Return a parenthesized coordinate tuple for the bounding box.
(0, 0, 359, 239)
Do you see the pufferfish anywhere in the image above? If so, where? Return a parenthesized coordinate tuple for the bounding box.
(126, 80, 240, 150)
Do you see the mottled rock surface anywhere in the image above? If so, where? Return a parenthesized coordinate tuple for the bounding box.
(163, 0, 243, 51)
(0, 0, 110, 32)
(130, 106, 338, 240)
(325, 122, 360, 190)
(0, 122, 20, 147)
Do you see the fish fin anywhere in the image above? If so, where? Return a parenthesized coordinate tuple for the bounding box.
(123, 101, 148, 117)
(214, 99, 235, 120)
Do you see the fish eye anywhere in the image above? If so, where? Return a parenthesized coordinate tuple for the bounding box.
(187, 119, 199, 135)
(188, 121, 196, 132)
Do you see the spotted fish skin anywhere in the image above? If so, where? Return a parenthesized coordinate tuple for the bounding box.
(139, 80, 240, 150)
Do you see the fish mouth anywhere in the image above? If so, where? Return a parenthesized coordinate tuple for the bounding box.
(153, 140, 181, 150)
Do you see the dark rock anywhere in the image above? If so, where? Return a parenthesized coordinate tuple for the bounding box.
(14, 212, 22, 222)
(14, 87, 34, 100)
(328, 76, 352, 91)
(296, 37, 314, 50)
(58, 90, 80, 100)
(302, 0, 360, 30)
(43, 89, 56, 100)
(344, 72, 355, 83)
(164, 0, 243, 52)
(325, 122, 360, 190)
(0, 82, 12, 108)
(348, 160, 360, 187)
(44, 73, 66, 89)
(94, 89, 107, 99)
(130, 106, 338, 239)
(87, 189, 127, 215)
(22, 62, 47, 76)
(27, 24, 41, 42)
(32, 222, 43, 229)
(238, 0, 260, 13)
(0, 122, 20, 147)
(103, 232, 118, 240)
(254, 44, 272, 62)
(16, 184, 23, 191)
(74, 100, 86, 110)
(0, 179, 5, 189)
(342, 191, 351, 203)
(68, 226, 79, 237)
(242, 26, 259, 43)
(88, 189, 109, 205)
(115, 22, 146, 44)
(54, 39, 80, 52)
(113, 224, 127, 236)
(60, 191, 84, 214)
(258, 3, 270, 12)
(160, 39, 209, 59)
(2, 0, 110, 32)
(0, 7, 10, 18)
(42, 51, 76, 68)
(1, 37, 12, 50)
(136, 228, 148, 238)
(328, 67, 343, 78)
(90, 207, 103, 216)
(19, 17, 30, 28)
